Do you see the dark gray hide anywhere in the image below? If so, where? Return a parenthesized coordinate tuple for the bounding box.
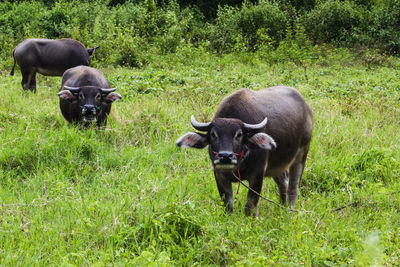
(176, 86, 313, 216)
(58, 66, 121, 127)
(10, 38, 99, 92)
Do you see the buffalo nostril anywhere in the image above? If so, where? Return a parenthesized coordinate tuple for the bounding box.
(82, 105, 96, 115)
(218, 152, 231, 159)
(217, 152, 234, 163)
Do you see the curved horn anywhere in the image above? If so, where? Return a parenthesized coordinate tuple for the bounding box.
(190, 115, 212, 132)
(100, 87, 117, 94)
(64, 86, 81, 92)
(243, 117, 268, 131)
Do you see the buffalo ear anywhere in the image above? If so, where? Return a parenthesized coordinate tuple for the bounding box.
(176, 132, 209, 149)
(58, 90, 77, 102)
(247, 133, 276, 150)
(103, 92, 122, 104)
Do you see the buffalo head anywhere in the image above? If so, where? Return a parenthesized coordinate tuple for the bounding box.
(176, 115, 276, 171)
(58, 85, 121, 123)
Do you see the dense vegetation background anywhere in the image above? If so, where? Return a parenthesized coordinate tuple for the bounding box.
(1, 0, 400, 265)
(1, 0, 400, 68)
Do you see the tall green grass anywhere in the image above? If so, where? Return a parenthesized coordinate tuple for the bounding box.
(1, 48, 400, 265)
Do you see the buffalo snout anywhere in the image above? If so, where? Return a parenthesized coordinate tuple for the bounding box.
(215, 151, 236, 165)
(82, 105, 97, 116)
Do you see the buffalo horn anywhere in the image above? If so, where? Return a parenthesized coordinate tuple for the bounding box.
(190, 115, 212, 131)
(64, 86, 81, 92)
(100, 87, 117, 94)
(243, 117, 268, 131)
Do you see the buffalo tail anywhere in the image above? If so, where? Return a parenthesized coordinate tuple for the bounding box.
(10, 49, 16, 76)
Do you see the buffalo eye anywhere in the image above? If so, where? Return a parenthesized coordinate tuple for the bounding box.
(95, 93, 101, 101)
(79, 92, 84, 100)
(210, 130, 218, 139)
(235, 130, 243, 139)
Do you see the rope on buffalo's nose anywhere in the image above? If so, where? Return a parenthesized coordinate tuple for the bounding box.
(232, 149, 245, 195)
(235, 168, 241, 195)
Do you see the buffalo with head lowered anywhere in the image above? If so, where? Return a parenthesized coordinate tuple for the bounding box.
(57, 66, 122, 127)
(176, 86, 313, 216)
(11, 38, 99, 92)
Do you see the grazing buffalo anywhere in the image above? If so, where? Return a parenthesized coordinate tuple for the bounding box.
(10, 38, 99, 92)
(57, 66, 122, 127)
(176, 86, 313, 216)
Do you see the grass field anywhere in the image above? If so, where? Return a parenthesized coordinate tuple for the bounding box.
(1, 47, 400, 265)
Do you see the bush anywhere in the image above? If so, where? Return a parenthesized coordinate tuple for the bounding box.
(206, 6, 240, 53)
(284, 0, 316, 12)
(173, 0, 257, 19)
(237, 1, 289, 50)
(2, 0, 400, 67)
(367, 0, 400, 54)
(300, 0, 364, 45)
(91, 1, 200, 66)
(207, 0, 289, 53)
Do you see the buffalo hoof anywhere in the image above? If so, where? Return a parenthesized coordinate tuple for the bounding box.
(244, 203, 259, 217)
(225, 202, 234, 213)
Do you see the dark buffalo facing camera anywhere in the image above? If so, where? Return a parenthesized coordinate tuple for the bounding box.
(58, 66, 122, 127)
(10, 38, 99, 92)
(176, 86, 313, 216)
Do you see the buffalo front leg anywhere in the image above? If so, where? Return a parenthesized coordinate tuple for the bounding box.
(273, 171, 289, 205)
(245, 172, 264, 217)
(214, 171, 234, 212)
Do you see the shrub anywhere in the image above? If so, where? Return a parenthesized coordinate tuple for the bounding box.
(237, 1, 289, 50)
(109, 29, 148, 67)
(207, 0, 289, 53)
(206, 5, 240, 53)
(173, 0, 257, 19)
(91, 1, 200, 66)
(300, 0, 364, 45)
(2, 0, 400, 67)
(284, 0, 316, 12)
(367, 0, 400, 54)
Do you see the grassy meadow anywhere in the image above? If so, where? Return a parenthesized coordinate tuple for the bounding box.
(1, 47, 400, 265)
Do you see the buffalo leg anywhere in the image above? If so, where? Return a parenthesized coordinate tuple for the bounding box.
(21, 70, 30, 91)
(21, 69, 34, 91)
(214, 172, 234, 212)
(273, 171, 289, 205)
(30, 72, 37, 93)
(245, 172, 264, 217)
(288, 146, 309, 206)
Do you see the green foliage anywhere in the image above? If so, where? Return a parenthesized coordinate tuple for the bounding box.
(2, 0, 400, 68)
(207, 1, 289, 52)
(367, 0, 400, 53)
(237, 1, 289, 50)
(300, 0, 364, 45)
(174, 0, 257, 19)
(285, 0, 316, 11)
(257, 25, 317, 81)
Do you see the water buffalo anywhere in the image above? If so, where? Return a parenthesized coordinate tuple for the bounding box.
(10, 38, 99, 92)
(57, 66, 122, 127)
(176, 86, 313, 216)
